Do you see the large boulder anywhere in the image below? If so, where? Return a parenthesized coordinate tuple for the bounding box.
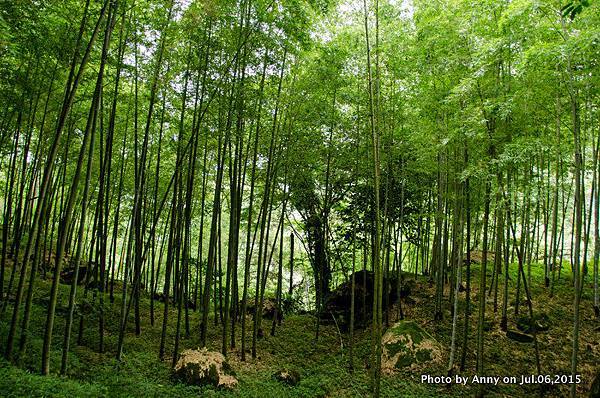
(321, 270, 404, 331)
(243, 297, 282, 321)
(60, 265, 88, 285)
(463, 250, 495, 266)
(382, 321, 442, 371)
(152, 292, 196, 310)
(173, 348, 237, 389)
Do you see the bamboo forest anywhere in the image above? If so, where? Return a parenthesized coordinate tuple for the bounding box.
(0, 0, 599, 397)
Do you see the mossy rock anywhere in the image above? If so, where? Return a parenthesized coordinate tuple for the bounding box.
(382, 321, 442, 372)
(272, 369, 301, 386)
(516, 313, 551, 333)
(173, 348, 237, 389)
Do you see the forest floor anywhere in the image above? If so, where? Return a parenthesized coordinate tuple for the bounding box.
(0, 262, 598, 397)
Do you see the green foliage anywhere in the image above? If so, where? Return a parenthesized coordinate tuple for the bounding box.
(561, 0, 591, 20)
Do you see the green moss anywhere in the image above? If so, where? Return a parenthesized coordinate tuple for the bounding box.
(384, 321, 439, 369)
(385, 340, 408, 358)
(389, 321, 428, 345)
(395, 352, 416, 368)
(415, 349, 432, 363)
(0, 360, 109, 397)
(0, 277, 462, 397)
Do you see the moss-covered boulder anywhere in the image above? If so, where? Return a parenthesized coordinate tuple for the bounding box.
(173, 348, 237, 389)
(516, 312, 551, 333)
(272, 369, 301, 386)
(382, 321, 442, 372)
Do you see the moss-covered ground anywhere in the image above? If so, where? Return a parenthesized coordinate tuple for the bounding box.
(0, 260, 598, 397)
